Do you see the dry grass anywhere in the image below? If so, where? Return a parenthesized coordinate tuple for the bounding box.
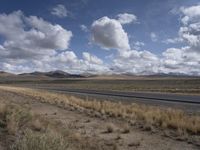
(0, 101, 113, 150)
(0, 103, 32, 135)
(0, 102, 69, 150)
(10, 129, 68, 150)
(0, 86, 200, 135)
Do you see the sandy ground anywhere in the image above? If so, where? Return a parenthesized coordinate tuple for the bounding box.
(0, 89, 199, 150)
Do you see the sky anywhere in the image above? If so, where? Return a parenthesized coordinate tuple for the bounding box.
(0, 0, 200, 75)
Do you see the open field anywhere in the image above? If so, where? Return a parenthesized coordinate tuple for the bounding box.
(2, 77, 200, 113)
(0, 86, 199, 149)
(1, 77, 200, 94)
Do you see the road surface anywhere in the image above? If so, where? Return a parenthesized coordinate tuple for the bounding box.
(34, 87, 200, 113)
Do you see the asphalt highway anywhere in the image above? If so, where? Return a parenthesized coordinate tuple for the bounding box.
(61, 89, 199, 103)
(35, 87, 200, 109)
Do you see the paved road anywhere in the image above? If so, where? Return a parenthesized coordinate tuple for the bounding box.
(36, 87, 200, 104)
(32, 87, 200, 112)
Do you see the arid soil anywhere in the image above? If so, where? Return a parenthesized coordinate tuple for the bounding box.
(0, 89, 199, 150)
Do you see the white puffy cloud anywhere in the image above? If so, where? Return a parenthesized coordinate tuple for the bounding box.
(81, 52, 109, 74)
(71, 5, 200, 75)
(180, 5, 200, 25)
(0, 49, 109, 74)
(117, 13, 137, 25)
(158, 5, 200, 75)
(26, 16, 72, 50)
(161, 47, 200, 75)
(1, 6, 200, 76)
(91, 16, 130, 50)
(0, 11, 110, 74)
(82, 52, 103, 64)
(91, 15, 161, 74)
(90, 5, 200, 75)
(178, 5, 200, 51)
(49, 51, 108, 74)
(51, 4, 68, 18)
(165, 5, 200, 49)
(91, 15, 160, 75)
(54, 51, 78, 64)
(179, 23, 200, 49)
(0, 11, 72, 60)
(112, 49, 159, 75)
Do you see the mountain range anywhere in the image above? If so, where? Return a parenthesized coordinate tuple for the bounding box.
(0, 70, 199, 79)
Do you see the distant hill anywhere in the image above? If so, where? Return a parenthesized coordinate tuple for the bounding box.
(85, 72, 200, 80)
(1, 70, 199, 80)
(86, 74, 139, 79)
(145, 73, 199, 78)
(0, 71, 16, 77)
(19, 70, 84, 78)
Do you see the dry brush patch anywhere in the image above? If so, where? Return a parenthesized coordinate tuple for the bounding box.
(0, 86, 200, 136)
(10, 129, 69, 150)
(0, 102, 69, 150)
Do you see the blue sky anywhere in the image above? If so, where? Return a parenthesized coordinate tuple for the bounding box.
(0, 0, 200, 75)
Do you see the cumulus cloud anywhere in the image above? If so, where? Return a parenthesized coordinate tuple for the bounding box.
(91, 16, 130, 50)
(0, 11, 72, 60)
(0, 10, 74, 73)
(91, 15, 160, 74)
(81, 52, 109, 73)
(179, 26, 199, 48)
(82, 52, 103, 64)
(180, 5, 200, 25)
(1, 5, 200, 75)
(163, 4, 200, 55)
(165, 5, 200, 49)
(161, 47, 200, 75)
(160, 4, 200, 75)
(90, 6, 200, 75)
(117, 13, 137, 25)
(90, 15, 160, 75)
(112, 49, 159, 75)
(0, 11, 110, 74)
(179, 23, 200, 50)
(178, 5, 200, 51)
(51, 4, 68, 18)
(92, 14, 159, 74)
(26, 16, 73, 50)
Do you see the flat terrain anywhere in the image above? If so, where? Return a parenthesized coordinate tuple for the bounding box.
(0, 86, 199, 150)
(2, 77, 200, 94)
(2, 77, 199, 113)
(20, 87, 199, 114)
(0, 77, 200, 149)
